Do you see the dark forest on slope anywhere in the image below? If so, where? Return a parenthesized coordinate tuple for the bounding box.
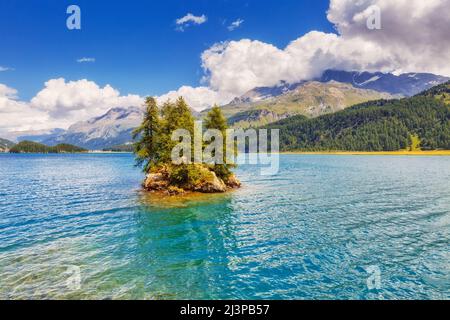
(9, 141, 87, 153)
(264, 82, 450, 151)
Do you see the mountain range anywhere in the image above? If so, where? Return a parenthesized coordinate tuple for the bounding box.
(8, 70, 449, 150)
(40, 107, 144, 150)
(216, 81, 394, 128)
(224, 70, 449, 106)
(319, 70, 449, 96)
(200, 70, 449, 129)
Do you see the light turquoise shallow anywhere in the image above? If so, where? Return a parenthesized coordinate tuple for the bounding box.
(0, 153, 449, 299)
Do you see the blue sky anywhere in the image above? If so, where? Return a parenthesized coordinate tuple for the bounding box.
(0, 0, 334, 100)
(1, 0, 448, 133)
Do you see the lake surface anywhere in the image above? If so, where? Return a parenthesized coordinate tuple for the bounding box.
(0, 153, 449, 299)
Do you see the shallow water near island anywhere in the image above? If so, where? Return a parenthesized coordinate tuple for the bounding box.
(0, 153, 449, 299)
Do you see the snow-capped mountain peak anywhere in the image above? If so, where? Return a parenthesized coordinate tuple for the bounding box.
(319, 70, 449, 96)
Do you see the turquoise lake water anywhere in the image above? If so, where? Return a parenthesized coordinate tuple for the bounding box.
(0, 153, 449, 299)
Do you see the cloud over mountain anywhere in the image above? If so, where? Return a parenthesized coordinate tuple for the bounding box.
(164, 0, 450, 110)
(0, 80, 143, 134)
(0, 84, 50, 133)
(30, 78, 142, 118)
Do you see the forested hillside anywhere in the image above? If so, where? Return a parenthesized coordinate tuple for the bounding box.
(9, 141, 87, 153)
(205, 81, 393, 129)
(264, 82, 450, 151)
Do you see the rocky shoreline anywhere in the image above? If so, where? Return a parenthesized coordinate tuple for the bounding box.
(143, 164, 241, 196)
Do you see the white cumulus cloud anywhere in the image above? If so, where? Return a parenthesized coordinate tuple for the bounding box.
(172, 0, 450, 104)
(0, 84, 52, 133)
(30, 78, 143, 119)
(0, 80, 144, 134)
(201, 31, 398, 97)
(0, 84, 18, 98)
(326, 0, 450, 75)
(157, 86, 233, 111)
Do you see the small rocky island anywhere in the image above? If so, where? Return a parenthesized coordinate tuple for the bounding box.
(134, 97, 241, 195)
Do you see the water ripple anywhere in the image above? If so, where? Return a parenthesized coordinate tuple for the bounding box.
(0, 153, 449, 299)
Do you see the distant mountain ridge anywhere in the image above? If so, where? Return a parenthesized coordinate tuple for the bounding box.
(227, 70, 449, 106)
(0, 137, 15, 151)
(12, 70, 449, 150)
(15, 128, 66, 144)
(41, 107, 144, 150)
(213, 81, 395, 128)
(229, 81, 307, 105)
(18, 105, 200, 150)
(319, 70, 449, 96)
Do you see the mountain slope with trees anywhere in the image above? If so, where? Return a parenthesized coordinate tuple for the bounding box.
(205, 81, 394, 129)
(264, 81, 450, 152)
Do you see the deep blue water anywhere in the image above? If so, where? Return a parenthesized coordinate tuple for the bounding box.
(0, 153, 449, 299)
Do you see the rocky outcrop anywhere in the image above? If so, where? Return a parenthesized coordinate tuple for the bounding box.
(143, 164, 241, 195)
(225, 174, 242, 189)
(192, 168, 227, 193)
(166, 186, 186, 196)
(143, 173, 169, 191)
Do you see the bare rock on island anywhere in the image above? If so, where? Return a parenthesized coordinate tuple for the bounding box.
(143, 165, 241, 195)
(225, 174, 242, 189)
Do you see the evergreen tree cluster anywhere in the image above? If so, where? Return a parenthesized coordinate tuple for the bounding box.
(133, 97, 235, 184)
